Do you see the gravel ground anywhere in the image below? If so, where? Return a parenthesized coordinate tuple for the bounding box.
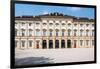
(15, 48, 94, 65)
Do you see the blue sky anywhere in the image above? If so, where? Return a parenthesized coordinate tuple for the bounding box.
(15, 4, 95, 19)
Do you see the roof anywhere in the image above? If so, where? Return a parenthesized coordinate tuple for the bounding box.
(15, 12, 94, 22)
(15, 16, 41, 21)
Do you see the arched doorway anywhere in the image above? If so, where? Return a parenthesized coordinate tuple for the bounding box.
(49, 40, 53, 49)
(74, 40, 77, 48)
(36, 41, 39, 49)
(61, 40, 65, 48)
(42, 40, 47, 49)
(55, 40, 59, 48)
(67, 40, 71, 48)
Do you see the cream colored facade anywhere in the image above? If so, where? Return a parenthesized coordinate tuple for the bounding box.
(15, 13, 95, 49)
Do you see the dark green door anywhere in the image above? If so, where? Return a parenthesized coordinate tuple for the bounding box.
(67, 40, 71, 48)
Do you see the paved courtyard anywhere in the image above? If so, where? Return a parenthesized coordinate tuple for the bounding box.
(15, 48, 94, 66)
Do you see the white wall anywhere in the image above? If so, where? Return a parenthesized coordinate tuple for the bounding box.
(0, 0, 99, 69)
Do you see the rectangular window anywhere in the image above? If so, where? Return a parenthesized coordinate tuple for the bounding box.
(80, 30, 83, 36)
(74, 31, 76, 36)
(56, 32, 58, 36)
(62, 32, 64, 36)
(43, 31, 46, 36)
(22, 30, 25, 36)
(50, 31, 52, 36)
(29, 30, 32, 36)
(86, 31, 89, 36)
(36, 30, 40, 36)
(29, 40, 32, 47)
(80, 40, 83, 46)
(86, 40, 89, 46)
(68, 31, 71, 36)
(21, 41, 25, 47)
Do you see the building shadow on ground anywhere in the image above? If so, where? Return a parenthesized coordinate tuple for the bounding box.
(15, 57, 54, 66)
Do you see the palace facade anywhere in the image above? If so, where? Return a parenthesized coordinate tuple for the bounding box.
(15, 12, 95, 49)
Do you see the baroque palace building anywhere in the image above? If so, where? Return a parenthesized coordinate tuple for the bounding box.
(15, 12, 95, 49)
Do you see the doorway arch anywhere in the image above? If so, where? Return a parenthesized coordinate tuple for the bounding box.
(55, 40, 59, 48)
(49, 40, 53, 49)
(61, 40, 65, 48)
(42, 40, 47, 49)
(67, 40, 71, 48)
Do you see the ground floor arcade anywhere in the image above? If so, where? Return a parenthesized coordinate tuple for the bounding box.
(15, 37, 94, 49)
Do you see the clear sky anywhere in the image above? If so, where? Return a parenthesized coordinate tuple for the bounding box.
(15, 4, 95, 19)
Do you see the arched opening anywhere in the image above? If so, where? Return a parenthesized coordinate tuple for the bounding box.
(49, 40, 53, 49)
(42, 40, 47, 49)
(61, 40, 65, 48)
(36, 41, 39, 49)
(67, 40, 71, 48)
(55, 40, 59, 48)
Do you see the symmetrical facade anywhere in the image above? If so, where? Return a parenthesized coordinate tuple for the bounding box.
(15, 12, 95, 49)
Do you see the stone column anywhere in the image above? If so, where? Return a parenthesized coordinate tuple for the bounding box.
(65, 39, 67, 48)
(59, 39, 61, 48)
(53, 39, 55, 49)
(47, 39, 49, 49)
(39, 39, 42, 49)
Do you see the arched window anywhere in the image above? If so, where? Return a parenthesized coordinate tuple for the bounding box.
(86, 24, 89, 27)
(74, 24, 77, 27)
(68, 23, 71, 27)
(29, 23, 32, 26)
(21, 29, 25, 36)
(80, 24, 83, 27)
(36, 23, 40, 26)
(29, 29, 32, 36)
(43, 23, 47, 25)
(49, 23, 53, 25)
(55, 23, 59, 26)
(62, 29, 65, 36)
(62, 23, 65, 26)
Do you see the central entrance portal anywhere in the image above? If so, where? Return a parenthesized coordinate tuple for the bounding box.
(42, 40, 47, 49)
(55, 40, 59, 48)
(49, 40, 53, 49)
(67, 40, 71, 48)
(61, 40, 65, 48)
